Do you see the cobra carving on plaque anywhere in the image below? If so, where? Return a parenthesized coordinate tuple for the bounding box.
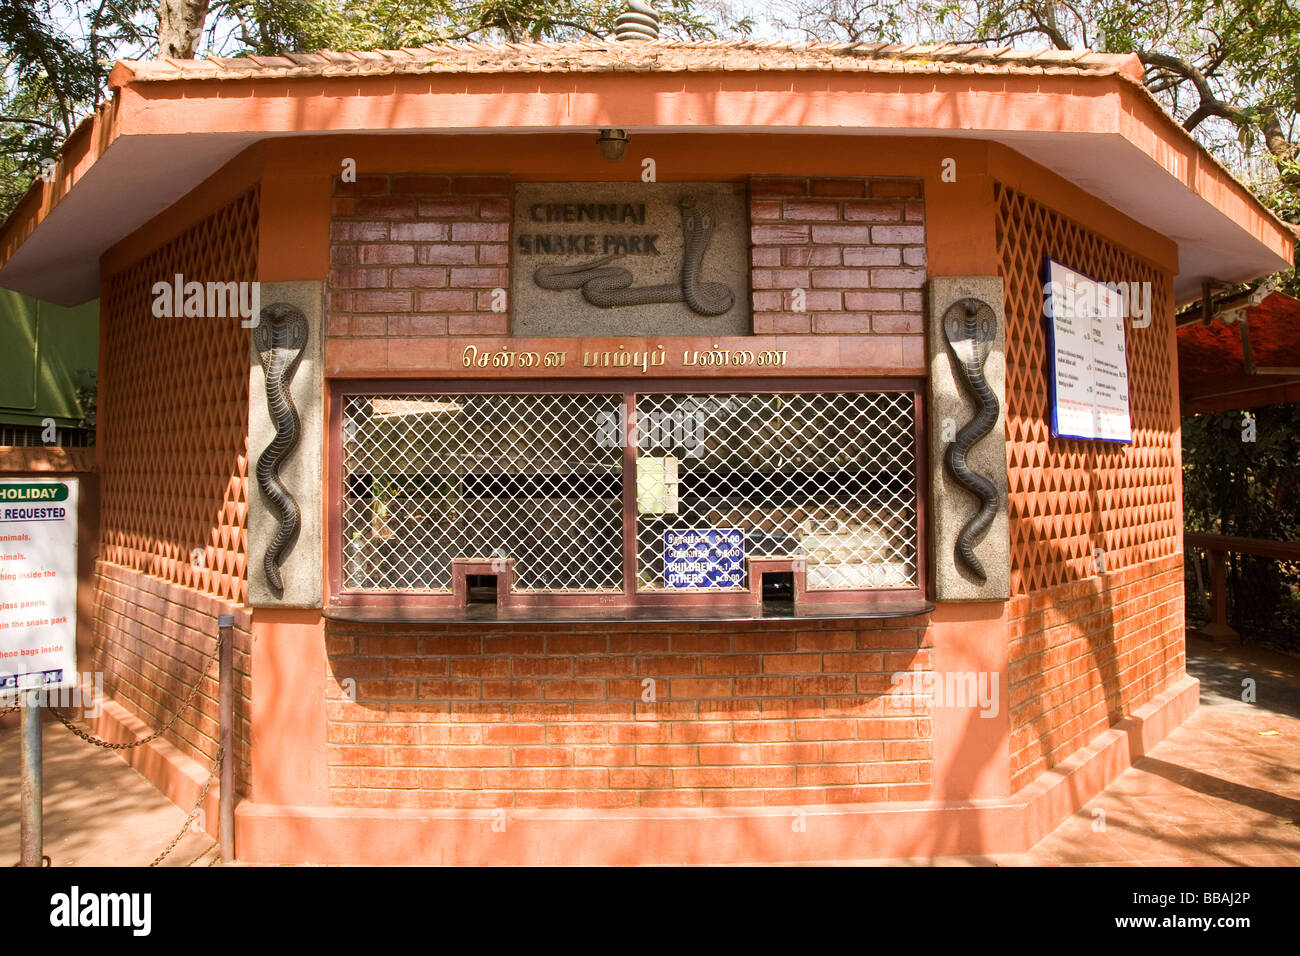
(254, 302, 308, 594)
(941, 297, 1001, 584)
(512, 182, 750, 337)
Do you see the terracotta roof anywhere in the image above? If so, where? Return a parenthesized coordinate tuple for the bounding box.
(1178, 291, 1300, 412)
(111, 39, 1144, 86)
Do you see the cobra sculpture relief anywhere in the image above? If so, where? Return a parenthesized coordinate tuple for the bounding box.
(533, 197, 735, 316)
(254, 302, 308, 594)
(942, 297, 1001, 584)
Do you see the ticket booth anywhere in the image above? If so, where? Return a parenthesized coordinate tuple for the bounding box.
(0, 39, 1291, 864)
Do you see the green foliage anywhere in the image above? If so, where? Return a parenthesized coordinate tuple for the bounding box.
(0, 2, 741, 218)
(215, 0, 738, 53)
(74, 368, 97, 432)
(0, 0, 153, 218)
(1183, 404, 1300, 647)
(777, 1, 1300, 224)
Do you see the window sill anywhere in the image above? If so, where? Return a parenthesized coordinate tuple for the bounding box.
(322, 597, 935, 625)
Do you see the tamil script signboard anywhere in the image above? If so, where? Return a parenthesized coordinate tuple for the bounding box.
(664, 528, 745, 588)
(1043, 258, 1133, 442)
(0, 478, 77, 693)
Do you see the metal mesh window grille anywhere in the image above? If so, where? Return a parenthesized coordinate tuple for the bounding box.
(340, 389, 920, 596)
(341, 393, 624, 592)
(634, 392, 918, 591)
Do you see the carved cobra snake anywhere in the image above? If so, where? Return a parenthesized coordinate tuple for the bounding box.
(254, 302, 308, 593)
(533, 197, 735, 316)
(942, 298, 1000, 584)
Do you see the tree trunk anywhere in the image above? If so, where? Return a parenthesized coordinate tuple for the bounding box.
(156, 0, 210, 59)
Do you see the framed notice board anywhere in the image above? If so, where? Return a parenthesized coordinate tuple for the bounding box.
(663, 529, 745, 589)
(1042, 258, 1133, 443)
(0, 477, 78, 693)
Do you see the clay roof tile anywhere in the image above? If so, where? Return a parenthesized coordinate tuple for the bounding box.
(113, 40, 1141, 85)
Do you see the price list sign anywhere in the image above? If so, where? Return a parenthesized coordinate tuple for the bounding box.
(1043, 258, 1133, 442)
(0, 478, 78, 693)
(664, 529, 744, 588)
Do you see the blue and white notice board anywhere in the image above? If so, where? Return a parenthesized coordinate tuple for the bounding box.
(664, 529, 744, 588)
(1043, 258, 1132, 443)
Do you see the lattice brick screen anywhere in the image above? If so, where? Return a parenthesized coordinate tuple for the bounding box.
(995, 184, 1179, 596)
(99, 189, 258, 604)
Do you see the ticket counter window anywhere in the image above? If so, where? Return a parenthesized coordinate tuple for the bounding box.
(335, 384, 923, 613)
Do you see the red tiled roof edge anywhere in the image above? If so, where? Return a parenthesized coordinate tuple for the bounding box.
(108, 40, 1145, 87)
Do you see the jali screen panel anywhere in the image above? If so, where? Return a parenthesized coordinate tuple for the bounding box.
(99, 188, 258, 603)
(995, 183, 1179, 597)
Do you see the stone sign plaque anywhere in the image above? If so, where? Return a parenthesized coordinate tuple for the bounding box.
(512, 182, 751, 337)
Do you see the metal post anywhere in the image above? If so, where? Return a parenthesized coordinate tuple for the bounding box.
(217, 613, 234, 863)
(19, 687, 42, 866)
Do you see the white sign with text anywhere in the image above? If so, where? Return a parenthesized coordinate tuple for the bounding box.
(0, 477, 78, 693)
(1043, 259, 1133, 442)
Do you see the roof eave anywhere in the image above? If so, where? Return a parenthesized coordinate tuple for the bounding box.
(0, 58, 1290, 306)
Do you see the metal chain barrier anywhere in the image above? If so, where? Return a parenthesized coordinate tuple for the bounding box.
(51, 630, 222, 750)
(30, 629, 227, 866)
(149, 747, 222, 867)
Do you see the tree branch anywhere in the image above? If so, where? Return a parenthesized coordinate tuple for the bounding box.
(0, 115, 61, 131)
(1139, 50, 1246, 131)
(1027, 7, 1072, 50)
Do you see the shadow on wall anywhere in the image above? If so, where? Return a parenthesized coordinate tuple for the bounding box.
(320, 617, 936, 820)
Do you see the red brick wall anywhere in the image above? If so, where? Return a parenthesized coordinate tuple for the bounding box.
(1007, 555, 1185, 791)
(91, 562, 253, 795)
(324, 618, 933, 809)
(329, 174, 511, 366)
(749, 177, 925, 345)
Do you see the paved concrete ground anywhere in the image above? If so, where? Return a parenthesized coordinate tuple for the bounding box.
(863, 635, 1300, 866)
(0, 709, 216, 867)
(1, 634, 1297, 866)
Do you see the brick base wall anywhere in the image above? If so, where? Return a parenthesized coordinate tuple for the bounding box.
(1007, 553, 1185, 792)
(324, 617, 934, 809)
(91, 561, 253, 795)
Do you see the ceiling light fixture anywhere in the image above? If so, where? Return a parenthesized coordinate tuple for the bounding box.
(597, 128, 630, 162)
